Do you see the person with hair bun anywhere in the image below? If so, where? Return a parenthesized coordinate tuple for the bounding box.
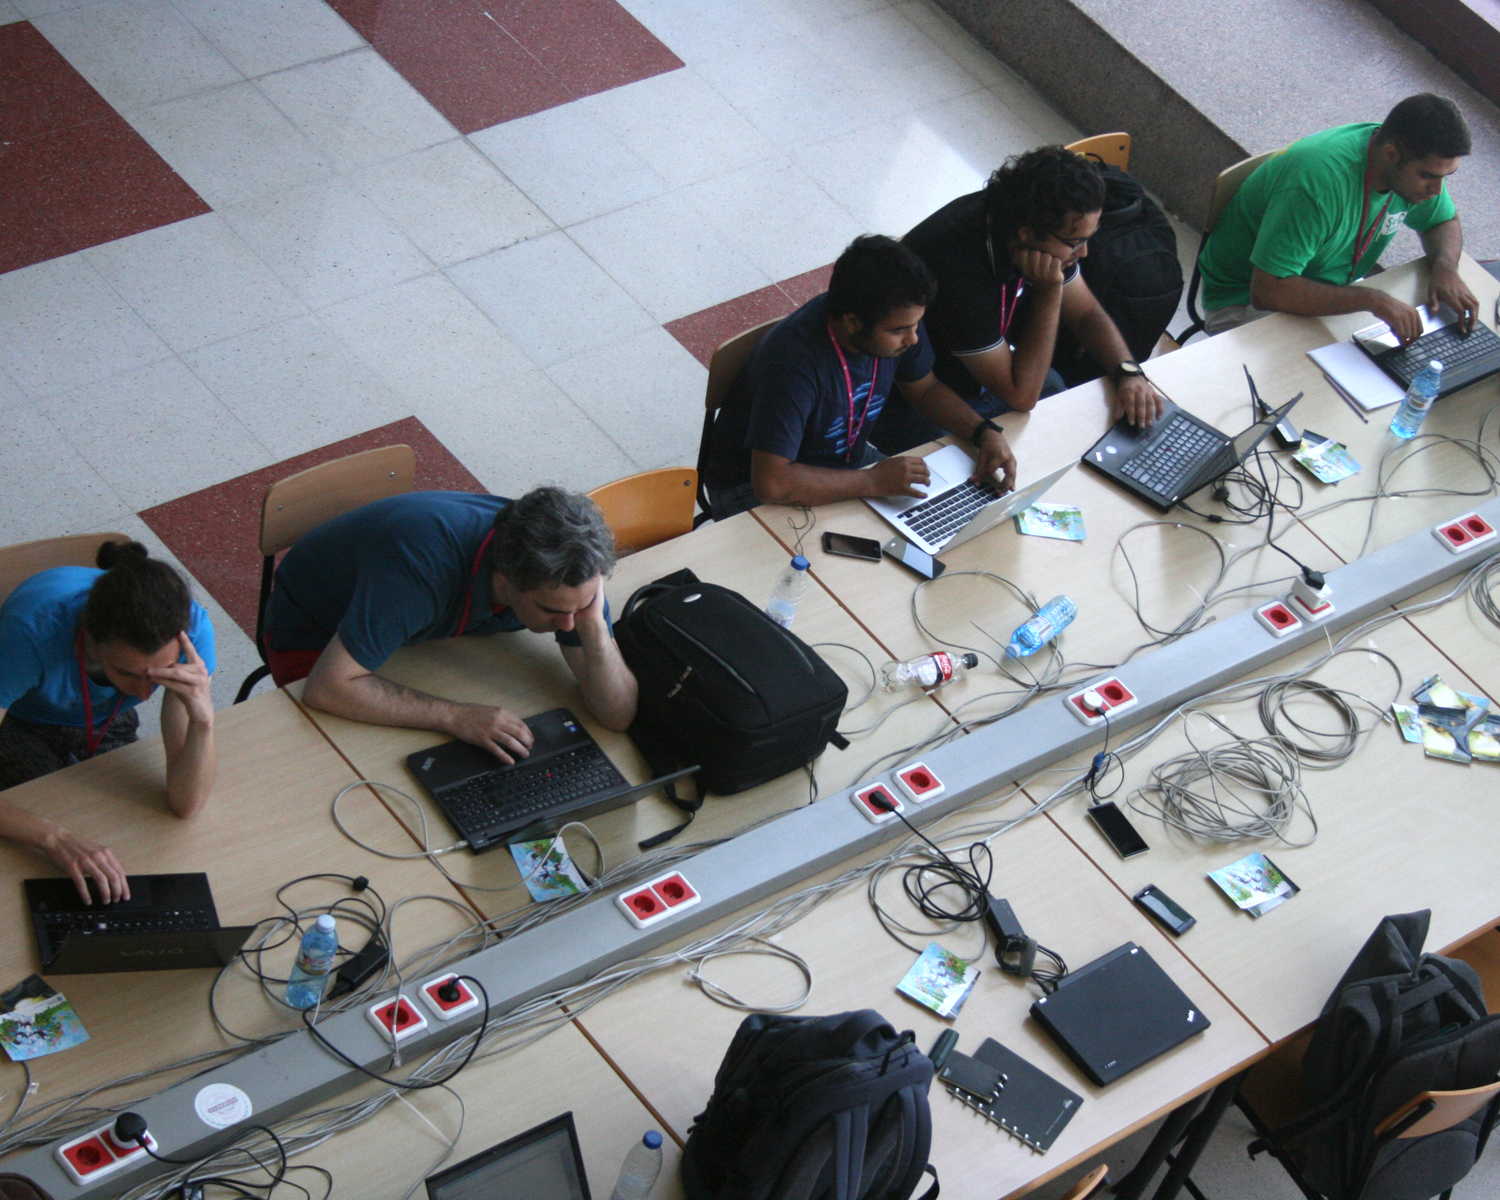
(0, 541, 217, 903)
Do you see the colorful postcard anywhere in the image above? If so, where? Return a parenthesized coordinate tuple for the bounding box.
(1417, 704, 1473, 764)
(0, 975, 88, 1062)
(1392, 703, 1423, 744)
(1015, 503, 1086, 541)
(1411, 676, 1491, 731)
(508, 836, 588, 903)
(1292, 431, 1361, 484)
(1469, 716, 1500, 764)
(1208, 853, 1300, 918)
(897, 942, 981, 1019)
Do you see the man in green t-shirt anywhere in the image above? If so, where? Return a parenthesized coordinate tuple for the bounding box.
(1199, 93, 1478, 341)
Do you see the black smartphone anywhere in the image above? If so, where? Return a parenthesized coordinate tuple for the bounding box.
(822, 531, 883, 562)
(1134, 884, 1196, 936)
(1086, 801, 1149, 859)
(883, 536, 945, 580)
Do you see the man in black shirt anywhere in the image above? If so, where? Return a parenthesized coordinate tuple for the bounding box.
(874, 146, 1162, 453)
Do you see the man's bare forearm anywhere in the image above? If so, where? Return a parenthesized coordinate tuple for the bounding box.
(563, 632, 638, 730)
(303, 670, 466, 734)
(1421, 218, 1462, 271)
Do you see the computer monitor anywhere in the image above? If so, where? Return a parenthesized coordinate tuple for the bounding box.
(426, 1112, 592, 1200)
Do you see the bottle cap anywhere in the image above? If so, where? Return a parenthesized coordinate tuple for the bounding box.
(315, 914, 335, 931)
(643, 1130, 663, 1149)
(1429, 359, 1443, 372)
(791, 555, 809, 570)
(959, 653, 979, 668)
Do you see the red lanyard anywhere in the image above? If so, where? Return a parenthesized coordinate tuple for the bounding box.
(454, 530, 496, 636)
(996, 279, 1021, 340)
(1350, 137, 1393, 284)
(75, 629, 125, 759)
(826, 322, 879, 462)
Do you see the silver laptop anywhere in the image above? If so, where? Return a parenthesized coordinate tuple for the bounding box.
(865, 444, 1072, 556)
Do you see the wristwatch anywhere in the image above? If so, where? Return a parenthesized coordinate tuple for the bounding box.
(1111, 360, 1145, 383)
(970, 418, 1003, 448)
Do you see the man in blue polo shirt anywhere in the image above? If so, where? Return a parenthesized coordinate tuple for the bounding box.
(264, 486, 636, 764)
(701, 235, 1017, 520)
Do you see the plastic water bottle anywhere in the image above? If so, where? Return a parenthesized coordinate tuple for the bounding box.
(286, 914, 338, 1010)
(1006, 596, 1077, 658)
(609, 1131, 663, 1200)
(880, 651, 979, 692)
(765, 555, 810, 628)
(1389, 359, 1443, 439)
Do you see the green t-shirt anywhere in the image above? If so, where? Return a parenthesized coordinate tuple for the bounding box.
(1199, 122, 1457, 310)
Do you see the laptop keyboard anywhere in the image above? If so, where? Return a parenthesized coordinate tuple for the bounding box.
(1120, 414, 1221, 495)
(45, 908, 216, 939)
(900, 478, 1002, 545)
(440, 746, 624, 834)
(1382, 323, 1500, 382)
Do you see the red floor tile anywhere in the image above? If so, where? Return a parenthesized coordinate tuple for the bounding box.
(664, 264, 836, 367)
(779, 263, 835, 305)
(0, 22, 113, 143)
(488, 0, 683, 98)
(141, 417, 487, 640)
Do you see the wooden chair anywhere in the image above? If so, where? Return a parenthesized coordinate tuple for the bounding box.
(234, 444, 416, 703)
(587, 468, 697, 555)
(0, 532, 133, 608)
(695, 318, 779, 525)
(1066, 131, 1131, 171)
(1174, 147, 1281, 344)
(1058, 1163, 1109, 1200)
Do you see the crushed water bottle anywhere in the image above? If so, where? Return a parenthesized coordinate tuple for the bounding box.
(286, 914, 338, 1009)
(1389, 359, 1442, 440)
(765, 555, 810, 628)
(609, 1131, 663, 1200)
(880, 651, 979, 692)
(1006, 596, 1077, 658)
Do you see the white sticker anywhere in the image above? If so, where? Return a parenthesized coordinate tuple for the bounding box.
(194, 1082, 252, 1129)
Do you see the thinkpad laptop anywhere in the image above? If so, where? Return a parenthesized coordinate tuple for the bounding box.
(1030, 942, 1210, 1086)
(1081, 395, 1300, 512)
(427, 1112, 590, 1200)
(866, 445, 1073, 556)
(407, 708, 697, 853)
(25, 873, 253, 974)
(1353, 303, 1500, 397)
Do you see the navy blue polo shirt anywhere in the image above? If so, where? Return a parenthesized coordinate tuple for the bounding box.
(264, 492, 599, 672)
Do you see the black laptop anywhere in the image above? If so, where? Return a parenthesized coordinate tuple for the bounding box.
(1030, 942, 1210, 1086)
(426, 1112, 590, 1200)
(406, 708, 697, 853)
(25, 873, 254, 974)
(1081, 395, 1301, 511)
(1352, 306, 1500, 397)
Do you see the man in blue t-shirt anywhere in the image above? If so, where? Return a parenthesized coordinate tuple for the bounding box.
(701, 235, 1017, 520)
(264, 486, 637, 764)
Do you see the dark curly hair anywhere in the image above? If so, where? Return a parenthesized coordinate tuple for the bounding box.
(826, 234, 937, 330)
(83, 541, 192, 653)
(983, 146, 1106, 241)
(1379, 94, 1470, 161)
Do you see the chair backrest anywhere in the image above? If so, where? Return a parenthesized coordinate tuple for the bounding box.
(705, 319, 779, 414)
(1057, 1164, 1110, 1200)
(1375, 1081, 1500, 1141)
(0, 533, 134, 608)
(1065, 132, 1131, 171)
(259, 444, 416, 557)
(587, 468, 697, 555)
(1204, 148, 1279, 235)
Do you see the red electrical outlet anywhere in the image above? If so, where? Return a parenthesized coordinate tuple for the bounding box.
(1255, 600, 1303, 638)
(615, 871, 702, 929)
(1065, 677, 1137, 726)
(851, 782, 904, 824)
(894, 762, 944, 804)
(100, 1126, 155, 1164)
(366, 995, 428, 1042)
(419, 972, 480, 1021)
(1433, 512, 1496, 553)
(57, 1121, 161, 1183)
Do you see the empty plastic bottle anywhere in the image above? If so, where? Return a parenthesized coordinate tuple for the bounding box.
(286, 914, 338, 1010)
(1006, 596, 1077, 658)
(609, 1131, 663, 1200)
(765, 555, 810, 629)
(1389, 359, 1443, 440)
(880, 651, 979, 692)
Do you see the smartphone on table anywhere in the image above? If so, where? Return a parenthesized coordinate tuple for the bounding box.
(822, 532, 883, 562)
(882, 537, 945, 580)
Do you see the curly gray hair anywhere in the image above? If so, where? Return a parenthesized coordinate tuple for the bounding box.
(488, 486, 617, 593)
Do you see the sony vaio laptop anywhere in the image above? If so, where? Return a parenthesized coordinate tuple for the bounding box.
(865, 445, 1074, 556)
(426, 1111, 590, 1200)
(25, 872, 254, 974)
(1081, 395, 1301, 512)
(1352, 302, 1500, 397)
(1030, 942, 1210, 1086)
(406, 708, 697, 853)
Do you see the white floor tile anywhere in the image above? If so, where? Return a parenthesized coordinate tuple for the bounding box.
(33, 0, 242, 112)
(221, 177, 434, 310)
(128, 81, 333, 210)
(682, 158, 864, 282)
(582, 69, 779, 190)
(893, 0, 1008, 88)
(0, 255, 171, 395)
(546, 327, 707, 471)
(0, 408, 131, 546)
(613, 0, 784, 65)
(469, 103, 669, 228)
(446, 231, 657, 368)
(173, 0, 365, 79)
(568, 191, 772, 323)
(0, 368, 26, 410)
(256, 49, 455, 174)
(988, 67, 1083, 147)
(39, 357, 271, 509)
(85, 213, 306, 353)
(0, 3, 24, 26)
(182, 314, 408, 459)
(9, 0, 90, 17)
(805, 6, 985, 119)
(352, 139, 554, 268)
(319, 271, 537, 410)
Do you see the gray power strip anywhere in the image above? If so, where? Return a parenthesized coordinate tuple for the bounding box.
(19, 500, 1500, 1198)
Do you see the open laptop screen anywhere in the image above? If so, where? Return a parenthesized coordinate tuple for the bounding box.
(426, 1113, 590, 1200)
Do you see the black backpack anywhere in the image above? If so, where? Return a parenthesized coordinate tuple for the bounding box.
(681, 1010, 938, 1200)
(1255, 911, 1500, 1200)
(1052, 163, 1183, 388)
(615, 569, 847, 843)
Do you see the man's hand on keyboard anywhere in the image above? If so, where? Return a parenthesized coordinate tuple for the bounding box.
(972, 426, 1017, 493)
(867, 455, 931, 498)
(1371, 293, 1424, 345)
(42, 824, 128, 905)
(1428, 263, 1478, 334)
(1112, 374, 1163, 428)
(448, 703, 534, 765)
